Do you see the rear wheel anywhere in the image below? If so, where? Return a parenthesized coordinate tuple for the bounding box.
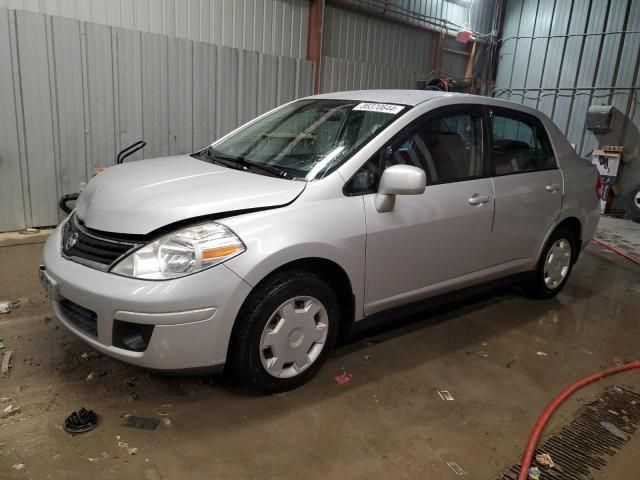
(229, 270, 339, 393)
(523, 227, 575, 299)
(622, 183, 640, 222)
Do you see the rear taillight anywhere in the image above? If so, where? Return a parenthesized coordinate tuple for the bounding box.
(595, 170, 602, 199)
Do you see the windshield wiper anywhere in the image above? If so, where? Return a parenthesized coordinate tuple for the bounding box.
(201, 148, 292, 179)
(196, 149, 244, 171)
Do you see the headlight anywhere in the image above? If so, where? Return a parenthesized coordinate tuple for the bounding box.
(111, 222, 245, 280)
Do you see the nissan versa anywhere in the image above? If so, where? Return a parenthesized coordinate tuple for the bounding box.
(40, 90, 600, 392)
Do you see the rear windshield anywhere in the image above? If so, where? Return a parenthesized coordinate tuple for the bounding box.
(208, 99, 406, 180)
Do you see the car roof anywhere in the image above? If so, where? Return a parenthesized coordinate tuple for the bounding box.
(305, 89, 464, 106)
(303, 89, 551, 123)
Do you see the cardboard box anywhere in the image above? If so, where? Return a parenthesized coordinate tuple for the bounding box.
(592, 148, 622, 184)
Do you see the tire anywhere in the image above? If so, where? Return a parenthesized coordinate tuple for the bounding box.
(622, 183, 640, 222)
(229, 270, 340, 393)
(523, 227, 576, 299)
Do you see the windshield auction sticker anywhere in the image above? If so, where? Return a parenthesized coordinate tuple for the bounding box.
(353, 103, 405, 114)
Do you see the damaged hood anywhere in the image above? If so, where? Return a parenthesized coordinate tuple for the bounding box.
(75, 155, 306, 234)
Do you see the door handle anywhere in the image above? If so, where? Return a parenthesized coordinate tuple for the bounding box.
(468, 194, 490, 206)
(545, 183, 561, 193)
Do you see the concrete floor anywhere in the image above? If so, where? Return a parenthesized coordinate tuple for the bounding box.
(1, 227, 640, 479)
(596, 216, 640, 259)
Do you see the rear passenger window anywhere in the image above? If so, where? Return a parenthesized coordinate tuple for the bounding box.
(491, 111, 556, 175)
(388, 111, 483, 184)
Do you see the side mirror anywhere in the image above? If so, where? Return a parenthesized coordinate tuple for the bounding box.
(375, 165, 426, 212)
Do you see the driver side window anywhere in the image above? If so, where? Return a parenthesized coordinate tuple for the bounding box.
(345, 108, 484, 195)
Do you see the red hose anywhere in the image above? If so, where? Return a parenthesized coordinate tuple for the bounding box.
(591, 238, 640, 266)
(518, 361, 640, 480)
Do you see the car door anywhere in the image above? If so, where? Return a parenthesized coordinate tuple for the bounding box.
(487, 107, 563, 270)
(345, 105, 495, 316)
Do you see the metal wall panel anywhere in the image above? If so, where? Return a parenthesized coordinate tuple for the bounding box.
(142, 32, 170, 159)
(85, 22, 117, 175)
(17, 11, 58, 227)
(321, 3, 439, 93)
(341, 0, 495, 36)
(0, 7, 314, 231)
(50, 16, 87, 199)
(168, 37, 194, 155)
(494, 0, 640, 202)
(193, 41, 218, 150)
(0, 8, 27, 231)
(0, 0, 310, 58)
(323, 4, 433, 72)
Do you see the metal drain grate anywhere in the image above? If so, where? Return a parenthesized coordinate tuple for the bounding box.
(500, 386, 640, 480)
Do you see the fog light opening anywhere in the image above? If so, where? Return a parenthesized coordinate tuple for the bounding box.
(113, 320, 154, 352)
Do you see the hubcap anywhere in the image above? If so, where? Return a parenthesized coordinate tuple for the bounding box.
(635, 190, 640, 207)
(543, 238, 572, 290)
(259, 296, 329, 379)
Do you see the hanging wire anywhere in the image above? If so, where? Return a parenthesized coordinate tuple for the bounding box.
(491, 87, 640, 104)
(499, 29, 640, 43)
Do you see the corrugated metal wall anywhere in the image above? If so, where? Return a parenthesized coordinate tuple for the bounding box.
(320, 3, 436, 92)
(338, 0, 496, 35)
(0, 0, 310, 58)
(341, 0, 467, 32)
(319, 0, 494, 93)
(0, 8, 313, 231)
(494, 0, 640, 200)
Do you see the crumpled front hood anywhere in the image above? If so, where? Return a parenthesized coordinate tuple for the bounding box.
(75, 155, 306, 235)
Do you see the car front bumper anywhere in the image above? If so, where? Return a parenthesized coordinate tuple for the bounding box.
(42, 225, 253, 371)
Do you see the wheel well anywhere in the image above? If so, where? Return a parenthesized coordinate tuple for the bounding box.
(556, 217, 582, 261)
(251, 258, 355, 338)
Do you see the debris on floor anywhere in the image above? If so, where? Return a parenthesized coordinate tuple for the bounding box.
(535, 452, 555, 468)
(116, 436, 139, 455)
(161, 417, 171, 426)
(1, 350, 13, 376)
(536, 351, 548, 357)
(437, 390, 455, 401)
(446, 461, 465, 476)
(600, 420, 629, 440)
(334, 372, 353, 385)
(122, 415, 160, 431)
(86, 372, 95, 381)
(0, 301, 11, 314)
(64, 407, 99, 434)
(80, 351, 100, 362)
(12, 463, 25, 471)
(2, 404, 21, 418)
(528, 466, 541, 479)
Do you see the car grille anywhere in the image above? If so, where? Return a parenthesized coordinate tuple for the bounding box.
(62, 214, 143, 270)
(58, 298, 98, 337)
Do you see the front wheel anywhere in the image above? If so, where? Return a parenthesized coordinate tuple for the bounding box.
(229, 270, 340, 393)
(523, 227, 575, 299)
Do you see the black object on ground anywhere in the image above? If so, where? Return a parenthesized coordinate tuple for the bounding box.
(122, 415, 159, 431)
(64, 407, 99, 434)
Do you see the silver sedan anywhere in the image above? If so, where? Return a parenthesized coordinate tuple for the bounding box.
(41, 90, 600, 392)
